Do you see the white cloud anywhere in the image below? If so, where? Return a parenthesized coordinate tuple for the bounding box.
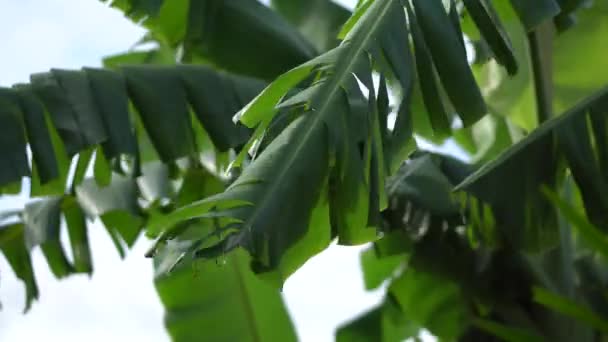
(0, 0, 145, 86)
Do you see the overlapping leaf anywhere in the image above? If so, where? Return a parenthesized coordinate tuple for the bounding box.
(0, 65, 265, 309)
(105, 0, 316, 80)
(0, 176, 141, 311)
(149, 0, 502, 287)
(271, 0, 351, 52)
(456, 86, 608, 252)
(155, 246, 297, 342)
(0, 65, 264, 196)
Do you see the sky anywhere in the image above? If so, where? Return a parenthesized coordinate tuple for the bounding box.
(0, 1, 388, 341)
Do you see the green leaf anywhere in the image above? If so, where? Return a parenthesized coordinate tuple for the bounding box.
(543, 187, 608, 260)
(23, 197, 73, 278)
(360, 246, 405, 290)
(102, 48, 175, 67)
(390, 268, 469, 340)
(472, 318, 544, 342)
(154, 248, 297, 342)
(412, 0, 487, 126)
(330, 92, 374, 245)
(50, 69, 109, 148)
(378, 2, 413, 94)
(107, 0, 163, 21)
(93, 148, 112, 187)
(0, 223, 39, 312)
(72, 148, 94, 191)
(146, 194, 249, 238)
(508, 0, 561, 31)
(555, 111, 608, 229)
(30, 71, 107, 156)
(85, 68, 137, 159)
(184, 0, 315, 80)
(406, 1, 451, 138)
(589, 102, 608, 180)
(474, 1, 608, 133)
(193, 0, 411, 284)
(108, 0, 312, 82)
(144, 0, 189, 46)
(176, 167, 225, 206)
(178, 65, 264, 151)
(336, 299, 417, 342)
(14, 87, 60, 184)
(272, 0, 351, 52)
(123, 66, 196, 163)
(196, 116, 332, 284)
(463, 0, 518, 75)
(338, 0, 373, 39)
(373, 231, 414, 258)
(456, 86, 608, 251)
(76, 176, 143, 253)
(0, 88, 29, 187)
(388, 96, 415, 173)
(137, 161, 172, 204)
(533, 286, 608, 333)
(386, 155, 459, 216)
(235, 47, 342, 129)
(62, 196, 93, 274)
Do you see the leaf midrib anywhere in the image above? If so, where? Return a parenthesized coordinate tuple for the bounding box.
(232, 256, 261, 342)
(240, 0, 394, 234)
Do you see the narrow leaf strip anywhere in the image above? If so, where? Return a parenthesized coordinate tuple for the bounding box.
(533, 286, 608, 333)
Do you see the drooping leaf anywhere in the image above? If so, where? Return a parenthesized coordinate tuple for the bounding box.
(107, 0, 315, 80)
(85, 68, 138, 159)
(123, 66, 196, 163)
(106, 0, 163, 21)
(189, 0, 411, 285)
(338, 0, 373, 39)
(184, 0, 316, 80)
(14, 87, 60, 184)
(76, 175, 143, 254)
(390, 268, 469, 340)
(0, 89, 29, 187)
(0, 223, 39, 312)
(71, 148, 94, 192)
(137, 161, 172, 204)
(360, 246, 405, 290)
(411, 0, 487, 126)
(178, 65, 264, 151)
(555, 112, 608, 229)
(472, 1, 608, 134)
(272, 0, 351, 52)
(472, 318, 545, 342)
(456, 86, 608, 252)
(62, 196, 93, 274)
(543, 187, 608, 260)
(13, 81, 72, 196)
(336, 299, 417, 342)
(155, 247, 297, 342)
(463, 0, 518, 75)
(30, 71, 106, 156)
(533, 286, 608, 333)
(102, 48, 175, 68)
(387, 155, 460, 217)
(196, 115, 332, 285)
(23, 197, 73, 278)
(93, 148, 112, 187)
(406, 1, 451, 138)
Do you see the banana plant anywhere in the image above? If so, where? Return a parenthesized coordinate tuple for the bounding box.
(2, 0, 608, 340)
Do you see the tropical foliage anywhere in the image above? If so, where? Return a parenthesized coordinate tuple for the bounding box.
(1, 0, 608, 340)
